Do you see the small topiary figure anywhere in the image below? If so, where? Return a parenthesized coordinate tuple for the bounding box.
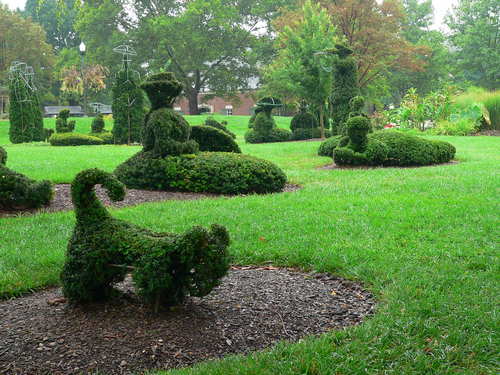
(91, 113, 105, 133)
(248, 106, 263, 128)
(0, 146, 53, 209)
(190, 126, 241, 153)
(245, 97, 291, 143)
(60, 168, 230, 310)
(205, 117, 236, 138)
(55, 109, 76, 133)
(290, 104, 325, 140)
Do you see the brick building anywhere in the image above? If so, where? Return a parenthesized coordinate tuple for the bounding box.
(0, 86, 8, 115)
(175, 92, 257, 116)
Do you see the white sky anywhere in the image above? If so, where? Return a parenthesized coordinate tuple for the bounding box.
(1, 0, 458, 30)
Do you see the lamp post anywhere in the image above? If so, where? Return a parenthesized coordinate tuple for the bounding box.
(79, 41, 87, 116)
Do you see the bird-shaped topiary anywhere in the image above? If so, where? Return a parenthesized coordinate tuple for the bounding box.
(61, 168, 230, 311)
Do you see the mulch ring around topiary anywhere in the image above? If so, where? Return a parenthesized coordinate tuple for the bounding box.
(0, 266, 375, 375)
(317, 160, 459, 170)
(0, 183, 301, 218)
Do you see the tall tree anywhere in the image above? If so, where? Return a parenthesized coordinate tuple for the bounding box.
(446, 0, 500, 89)
(262, 0, 339, 137)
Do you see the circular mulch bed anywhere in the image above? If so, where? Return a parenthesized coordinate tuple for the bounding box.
(0, 183, 301, 218)
(0, 266, 375, 375)
(317, 161, 459, 170)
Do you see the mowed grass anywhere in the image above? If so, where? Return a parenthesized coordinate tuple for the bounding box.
(0, 116, 499, 374)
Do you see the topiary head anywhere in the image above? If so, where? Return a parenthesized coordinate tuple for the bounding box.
(346, 116, 371, 150)
(256, 97, 282, 115)
(58, 109, 70, 121)
(141, 72, 183, 110)
(0, 146, 7, 165)
(349, 96, 365, 113)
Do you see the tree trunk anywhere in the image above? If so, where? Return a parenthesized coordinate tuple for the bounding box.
(187, 89, 199, 115)
(319, 106, 325, 139)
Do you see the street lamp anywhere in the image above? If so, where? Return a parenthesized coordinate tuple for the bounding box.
(79, 42, 87, 116)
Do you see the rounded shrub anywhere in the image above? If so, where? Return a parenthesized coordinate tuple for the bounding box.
(90, 131, 114, 144)
(91, 114, 105, 133)
(49, 133, 104, 146)
(245, 112, 291, 143)
(370, 131, 456, 166)
(290, 111, 318, 132)
(317, 135, 344, 156)
(0, 146, 53, 209)
(190, 125, 241, 153)
(115, 151, 287, 194)
(204, 117, 236, 138)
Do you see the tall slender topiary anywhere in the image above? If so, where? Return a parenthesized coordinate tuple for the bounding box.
(8, 63, 44, 143)
(112, 47, 145, 144)
(330, 44, 360, 135)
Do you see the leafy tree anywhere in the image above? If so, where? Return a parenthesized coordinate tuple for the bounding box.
(262, 0, 339, 137)
(446, 0, 500, 89)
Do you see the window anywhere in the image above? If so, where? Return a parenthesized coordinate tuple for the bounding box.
(225, 105, 233, 116)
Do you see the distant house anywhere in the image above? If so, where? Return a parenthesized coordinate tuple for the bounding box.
(0, 86, 8, 115)
(175, 92, 257, 115)
(44, 106, 84, 117)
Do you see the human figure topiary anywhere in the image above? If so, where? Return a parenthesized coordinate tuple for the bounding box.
(245, 97, 291, 143)
(290, 103, 323, 140)
(330, 44, 360, 135)
(61, 168, 230, 310)
(55, 109, 76, 133)
(0, 146, 53, 209)
(91, 113, 105, 133)
(248, 106, 264, 128)
(140, 72, 198, 157)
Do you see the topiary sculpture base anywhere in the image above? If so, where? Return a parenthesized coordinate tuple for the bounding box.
(114, 151, 287, 195)
(61, 169, 230, 309)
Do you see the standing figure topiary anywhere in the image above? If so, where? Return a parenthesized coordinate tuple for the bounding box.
(8, 62, 44, 143)
(330, 44, 360, 135)
(244, 97, 291, 143)
(112, 47, 145, 145)
(55, 109, 75, 133)
(91, 113, 105, 133)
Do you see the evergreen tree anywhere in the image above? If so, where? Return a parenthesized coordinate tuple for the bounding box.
(112, 61, 145, 144)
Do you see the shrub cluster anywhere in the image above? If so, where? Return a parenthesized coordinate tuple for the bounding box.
(55, 109, 76, 133)
(61, 169, 230, 308)
(43, 128, 54, 142)
(290, 110, 330, 140)
(190, 125, 241, 153)
(0, 146, 53, 209)
(115, 151, 286, 194)
(91, 114, 106, 133)
(205, 117, 236, 138)
(245, 112, 291, 143)
(90, 131, 114, 144)
(317, 135, 343, 156)
(49, 133, 104, 146)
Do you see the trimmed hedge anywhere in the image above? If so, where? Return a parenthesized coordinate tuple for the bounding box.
(205, 117, 236, 138)
(190, 126, 241, 153)
(317, 135, 344, 156)
(91, 114, 105, 133)
(369, 131, 456, 166)
(49, 133, 104, 146)
(115, 151, 287, 195)
(0, 146, 53, 209)
(61, 168, 230, 308)
(90, 132, 113, 144)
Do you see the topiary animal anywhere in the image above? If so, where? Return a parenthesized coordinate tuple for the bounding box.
(60, 168, 230, 310)
(0, 146, 53, 209)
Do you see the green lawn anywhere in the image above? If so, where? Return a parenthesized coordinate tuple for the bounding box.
(0, 117, 498, 374)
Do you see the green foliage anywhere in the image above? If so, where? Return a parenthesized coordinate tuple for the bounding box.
(111, 66, 146, 145)
(245, 112, 291, 143)
(49, 133, 105, 146)
(483, 94, 500, 130)
(204, 117, 236, 138)
(0, 146, 53, 209)
(290, 109, 324, 140)
(369, 131, 456, 166)
(190, 126, 241, 153)
(55, 109, 76, 133)
(429, 119, 478, 136)
(60, 168, 230, 307)
(292, 127, 331, 140)
(452, 88, 500, 130)
(345, 116, 371, 152)
(115, 152, 287, 195)
(43, 128, 54, 142)
(91, 114, 105, 133)
(330, 51, 360, 135)
(248, 107, 263, 128)
(317, 135, 343, 156)
(90, 131, 114, 144)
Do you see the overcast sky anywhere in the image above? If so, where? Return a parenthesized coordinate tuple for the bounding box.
(1, 0, 458, 30)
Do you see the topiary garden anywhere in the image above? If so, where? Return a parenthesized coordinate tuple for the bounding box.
(115, 72, 287, 194)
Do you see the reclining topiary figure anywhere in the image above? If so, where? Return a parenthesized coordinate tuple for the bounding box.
(115, 72, 287, 194)
(60, 168, 230, 310)
(0, 146, 53, 209)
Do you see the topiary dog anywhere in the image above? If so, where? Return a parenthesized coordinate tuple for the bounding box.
(60, 168, 230, 311)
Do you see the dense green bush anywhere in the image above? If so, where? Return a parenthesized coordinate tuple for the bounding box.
(90, 131, 114, 144)
(205, 117, 236, 138)
(292, 127, 331, 140)
(61, 168, 230, 308)
(430, 119, 478, 136)
(112, 64, 145, 144)
(49, 133, 104, 146)
(190, 126, 241, 153)
(43, 128, 54, 142)
(245, 112, 291, 143)
(370, 131, 456, 166)
(317, 135, 344, 156)
(290, 110, 326, 140)
(91, 114, 105, 133)
(0, 146, 53, 209)
(115, 151, 287, 194)
(55, 109, 76, 133)
(248, 107, 263, 128)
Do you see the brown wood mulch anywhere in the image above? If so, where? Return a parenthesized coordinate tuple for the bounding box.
(317, 160, 459, 170)
(0, 184, 301, 218)
(0, 266, 375, 375)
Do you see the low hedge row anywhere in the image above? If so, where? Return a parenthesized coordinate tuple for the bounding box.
(49, 133, 104, 146)
(114, 151, 287, 194)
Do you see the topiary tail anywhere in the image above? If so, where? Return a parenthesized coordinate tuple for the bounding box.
(71, 168, 126, 222)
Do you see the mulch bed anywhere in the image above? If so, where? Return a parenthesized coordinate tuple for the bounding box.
(0, 184, 301, 218)
(0, 266, 375, 375)
(317, 160, 459, 170)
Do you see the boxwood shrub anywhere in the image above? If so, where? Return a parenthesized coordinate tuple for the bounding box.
(190, 126, 241, 153)
(49, 133, 105, 146)
(204, 117, 236, 138)
(317, 135, 344, 156)
(90, 131, 114, 144)
(115, 151, 287, 194)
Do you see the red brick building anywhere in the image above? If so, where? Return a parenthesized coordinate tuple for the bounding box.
(175, 92, 257, 116)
